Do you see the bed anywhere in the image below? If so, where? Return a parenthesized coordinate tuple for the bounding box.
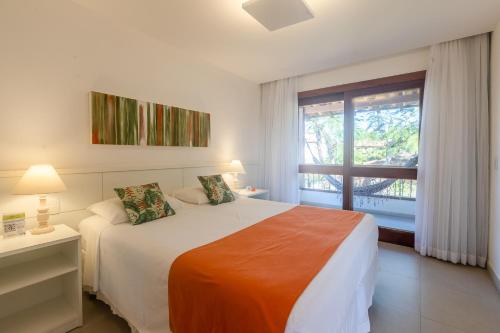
(79, 197, 378, 333)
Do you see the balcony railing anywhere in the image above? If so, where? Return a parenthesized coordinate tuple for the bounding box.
(301, 173, 416, 201)
(300, 173, 417, 231)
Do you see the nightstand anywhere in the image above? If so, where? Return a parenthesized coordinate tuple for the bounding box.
(236, 188, 270, 200)
(0, 224, 82, 333)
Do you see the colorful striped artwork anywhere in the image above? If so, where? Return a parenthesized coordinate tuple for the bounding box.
(90, 91, 210, 147)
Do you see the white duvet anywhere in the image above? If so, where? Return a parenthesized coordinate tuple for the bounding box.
(79, 198, 378, 333)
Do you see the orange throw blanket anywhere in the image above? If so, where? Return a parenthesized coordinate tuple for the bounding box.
(168, 206, 365, 333)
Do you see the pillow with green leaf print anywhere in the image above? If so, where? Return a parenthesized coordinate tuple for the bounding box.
(114, 183, 175, 225)
(197, 175, 235, 205)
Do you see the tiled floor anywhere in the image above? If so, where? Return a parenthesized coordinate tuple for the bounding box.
(371, 242, 500, 333)
(73, 242, 500, 333)
(71, 294, 129, 333)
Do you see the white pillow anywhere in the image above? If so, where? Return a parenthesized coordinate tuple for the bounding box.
(165, 195, 185, 210)
(172, 187, 209, 205)
(87, 198, 129, 225)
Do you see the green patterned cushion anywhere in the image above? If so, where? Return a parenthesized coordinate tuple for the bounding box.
(114, 183, 175, 225)
(197, 175, 235, 205)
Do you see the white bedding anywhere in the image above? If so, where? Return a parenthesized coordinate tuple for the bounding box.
(80, 198, 378, 333)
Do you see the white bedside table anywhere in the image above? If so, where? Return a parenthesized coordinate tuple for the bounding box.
(0, 224, 82, 333)
(236, 188, 270, 200)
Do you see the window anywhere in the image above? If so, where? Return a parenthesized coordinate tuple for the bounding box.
(301, 174, 343, 208)
(352, 177, 417, 231)
(298, 72, 425, 237)
(353, 88, 420, 167)
(302, 100, 344, 165)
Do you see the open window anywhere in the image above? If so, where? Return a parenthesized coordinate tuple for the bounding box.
(298, 72, 425, 246)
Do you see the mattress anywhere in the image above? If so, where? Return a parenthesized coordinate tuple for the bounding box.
(79, 198, 378, 333)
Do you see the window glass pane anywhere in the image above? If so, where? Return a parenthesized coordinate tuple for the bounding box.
(353, 88, 420, 167)
(300, 174, 342, 208)
(302, 100, 344, 165)
(352, 177, 416, 231)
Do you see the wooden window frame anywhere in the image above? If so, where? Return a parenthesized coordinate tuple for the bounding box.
(298, 71, 426, 246)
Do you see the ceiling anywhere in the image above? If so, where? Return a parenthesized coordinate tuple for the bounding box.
(73, 0, 500, 83)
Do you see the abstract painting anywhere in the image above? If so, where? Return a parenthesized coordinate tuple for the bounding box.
(90, 91, 210, 147)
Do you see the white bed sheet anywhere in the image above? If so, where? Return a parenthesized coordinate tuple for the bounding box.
(79, 198, 378, 333)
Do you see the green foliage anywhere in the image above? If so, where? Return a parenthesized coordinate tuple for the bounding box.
(353, 107, 419, 166)
(304, 112, 344, 165)
(198, 175, 235, 205)
(164, 202, 175, 216)
(144, 189, 161, 206)
(304, 107, 419, 167)
(114, 183, 175, 225)
(138, 209, 158, 224)
(303, 103, 419, 199)
(122, 200, 139, 213)
(115, 188, 126, 200)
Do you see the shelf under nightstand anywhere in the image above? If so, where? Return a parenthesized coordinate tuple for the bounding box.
(0, 224, 82, 333)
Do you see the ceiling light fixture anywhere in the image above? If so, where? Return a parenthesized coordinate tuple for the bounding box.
(243, 0, 314, 31)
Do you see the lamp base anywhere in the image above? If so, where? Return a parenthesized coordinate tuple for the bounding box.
(31, 225, 55, 235)
(232, 173, 240, 190)
(31, 194, 55, 235)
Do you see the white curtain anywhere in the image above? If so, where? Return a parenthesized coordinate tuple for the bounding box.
(260, 77, 299, 204)
(415, 34, 489, 267)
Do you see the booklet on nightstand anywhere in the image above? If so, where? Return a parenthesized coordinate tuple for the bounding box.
(1, 212, 26, 238)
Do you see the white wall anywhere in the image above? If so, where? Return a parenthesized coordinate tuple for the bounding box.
(489, 21, 500, 288)
(297, 47, 429, 92)
(0, 0, 260, 171)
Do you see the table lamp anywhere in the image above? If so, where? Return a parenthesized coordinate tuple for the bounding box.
(226, 160, 246, 189)
(13, 164, 66, 234)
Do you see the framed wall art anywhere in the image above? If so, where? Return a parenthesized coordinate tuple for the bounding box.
(90, 91, 210, 147)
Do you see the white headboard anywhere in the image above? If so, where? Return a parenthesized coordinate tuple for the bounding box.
(0, 163, 259, 232)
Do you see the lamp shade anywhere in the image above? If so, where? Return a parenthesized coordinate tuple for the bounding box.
(226, 160, 246, 174)
(13, 164, 67, 195)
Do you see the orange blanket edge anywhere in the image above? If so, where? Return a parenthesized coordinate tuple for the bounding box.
(168, 206, 365, 333)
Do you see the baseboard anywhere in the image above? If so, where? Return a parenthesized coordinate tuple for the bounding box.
(487, 262, 500, 292)
(378, 227, 414, 248)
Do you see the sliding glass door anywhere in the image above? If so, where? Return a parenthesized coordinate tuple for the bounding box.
(299, 72, 425, 245)
(300, 98, 344, 208)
